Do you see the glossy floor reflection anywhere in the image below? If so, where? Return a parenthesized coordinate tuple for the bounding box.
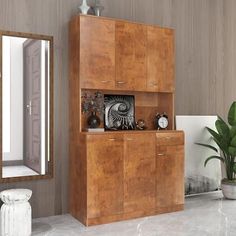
(32, 191, 236, 236)
(3, 165, 39, 178)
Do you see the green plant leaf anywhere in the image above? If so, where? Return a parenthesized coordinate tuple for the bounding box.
(211, 136, 229, 154)
(215, 119, 230, 144)
(204, 156, 225, 167)
(230, 126, 236, 138)
(228, 146, 236, 156)
(233, 163, 236, 173)
(228, 102, 236, 126)
(206, 127, 221, 143)
(216, 117, 230, 135)
(231, 135, 236, 147)
(195, 142, 218, 153)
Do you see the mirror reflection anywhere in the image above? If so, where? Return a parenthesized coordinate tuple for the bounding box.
(2, 34, 52, 179)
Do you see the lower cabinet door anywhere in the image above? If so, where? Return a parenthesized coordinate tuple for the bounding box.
(156, 145, 184, 210)
(124, 133, 156, 213)
(87, 134, 124, 218)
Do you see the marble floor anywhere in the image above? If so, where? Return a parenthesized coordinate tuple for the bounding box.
(32, 191, 236, 236)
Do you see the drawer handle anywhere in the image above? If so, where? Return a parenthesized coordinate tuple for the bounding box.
(151, 82, 158, 86)
(101, 80, 111, 83)
(157, 153, 165, 156)
(126, 138, 133, 141)
(117, 81, 126, 84)
(108, 138, 116, 141)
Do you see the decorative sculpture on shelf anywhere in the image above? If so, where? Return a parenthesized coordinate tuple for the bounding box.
(104, 95, 135, 130)
(78, 0, 90, 15)
(136, 119, 147, 130)
(81, 91, 104, 129)
(93, 0, 104, 16)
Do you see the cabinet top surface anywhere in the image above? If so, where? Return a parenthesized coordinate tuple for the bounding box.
(71, 14, 174, 31)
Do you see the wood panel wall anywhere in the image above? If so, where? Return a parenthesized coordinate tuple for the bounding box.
(0, 0, 236, 218)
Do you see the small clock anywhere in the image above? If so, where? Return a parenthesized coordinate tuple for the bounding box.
(155, 113, 168, 130)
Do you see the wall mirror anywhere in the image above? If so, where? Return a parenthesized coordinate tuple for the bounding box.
(0, 31, 53, 182)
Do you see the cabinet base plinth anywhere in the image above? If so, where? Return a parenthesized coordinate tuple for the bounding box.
(71, 204, 184, 226)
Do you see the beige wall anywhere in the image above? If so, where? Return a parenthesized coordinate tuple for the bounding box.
(0, 0, 235, 218)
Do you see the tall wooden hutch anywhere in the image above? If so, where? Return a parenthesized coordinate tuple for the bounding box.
(69, 15, 184, 226)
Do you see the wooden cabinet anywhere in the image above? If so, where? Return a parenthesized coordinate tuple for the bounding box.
(87, 134, 124, 219)
(69, 15, 183, 226)
(72, 15, 174, 92)
(124, 133, 156, 213)
(147, 27, 174, 92)
(116, 22, 147, 91)
(80, 16, 116, 89)
(156, 133, 184, 212)
(73, 131, 184, 225)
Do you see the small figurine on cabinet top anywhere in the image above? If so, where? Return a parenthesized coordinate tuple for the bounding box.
(136, 119, 147, 130)
(155, 112, 168, 130)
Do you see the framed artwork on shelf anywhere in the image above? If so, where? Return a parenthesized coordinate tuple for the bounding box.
(104, 95, 135, 130)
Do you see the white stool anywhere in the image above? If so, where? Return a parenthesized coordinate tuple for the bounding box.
(0, 189, 32, 236)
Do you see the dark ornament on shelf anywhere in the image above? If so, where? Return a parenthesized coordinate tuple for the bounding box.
(136, 119, 147, 130)
(104, 95, 135, 130)
(154, 112, 168, 130)
(87, 111, 101, 128)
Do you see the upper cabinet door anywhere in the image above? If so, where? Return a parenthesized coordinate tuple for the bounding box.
(80, 16, 115, 89)
(116, 21, 147, 91)
(147, 27, 174, 92)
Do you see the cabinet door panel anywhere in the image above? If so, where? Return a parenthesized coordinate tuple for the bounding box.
(147, 27, 174, 92)
(156, 145, 184, 209)
(124, 133, 156, 213)
(116, 22, 147, 91)
(87, 134, 123, 218)
(80, 17, 115, 89)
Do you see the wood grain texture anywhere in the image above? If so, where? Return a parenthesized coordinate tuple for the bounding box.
(1, 0, 236, 219)
(73, 131, 184, 225)
(116, 21, 147, 91)
(156, 144, 184, 209)
(147, 26, 174, 92)
(87, 134, 124, 220)
(124, 133, 156, 213)
(80, 16, 116, 90)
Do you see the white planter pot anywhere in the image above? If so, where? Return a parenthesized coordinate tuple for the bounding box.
(221, 181, 236, 199)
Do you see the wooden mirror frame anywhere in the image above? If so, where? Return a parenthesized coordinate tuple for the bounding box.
(0, 30, 54, 182)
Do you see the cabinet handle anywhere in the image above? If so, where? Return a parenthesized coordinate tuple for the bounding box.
(151, 82, 158, 86)
(108, 138, 116, 141)
(101, 80, 111, 83)
(126, 138, 133, 141)
(157, 153, 165, 156)
(117, 81, 126, 84)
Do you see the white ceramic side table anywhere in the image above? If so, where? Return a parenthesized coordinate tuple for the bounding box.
(0, 189, 32, 236)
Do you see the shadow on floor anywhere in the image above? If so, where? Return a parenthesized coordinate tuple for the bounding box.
(32, 222, 53, 235)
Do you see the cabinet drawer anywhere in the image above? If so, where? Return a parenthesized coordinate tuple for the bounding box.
(156, 132, 184, 146)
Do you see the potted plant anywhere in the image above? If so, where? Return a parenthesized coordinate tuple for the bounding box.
(196, 102, 236, 199)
